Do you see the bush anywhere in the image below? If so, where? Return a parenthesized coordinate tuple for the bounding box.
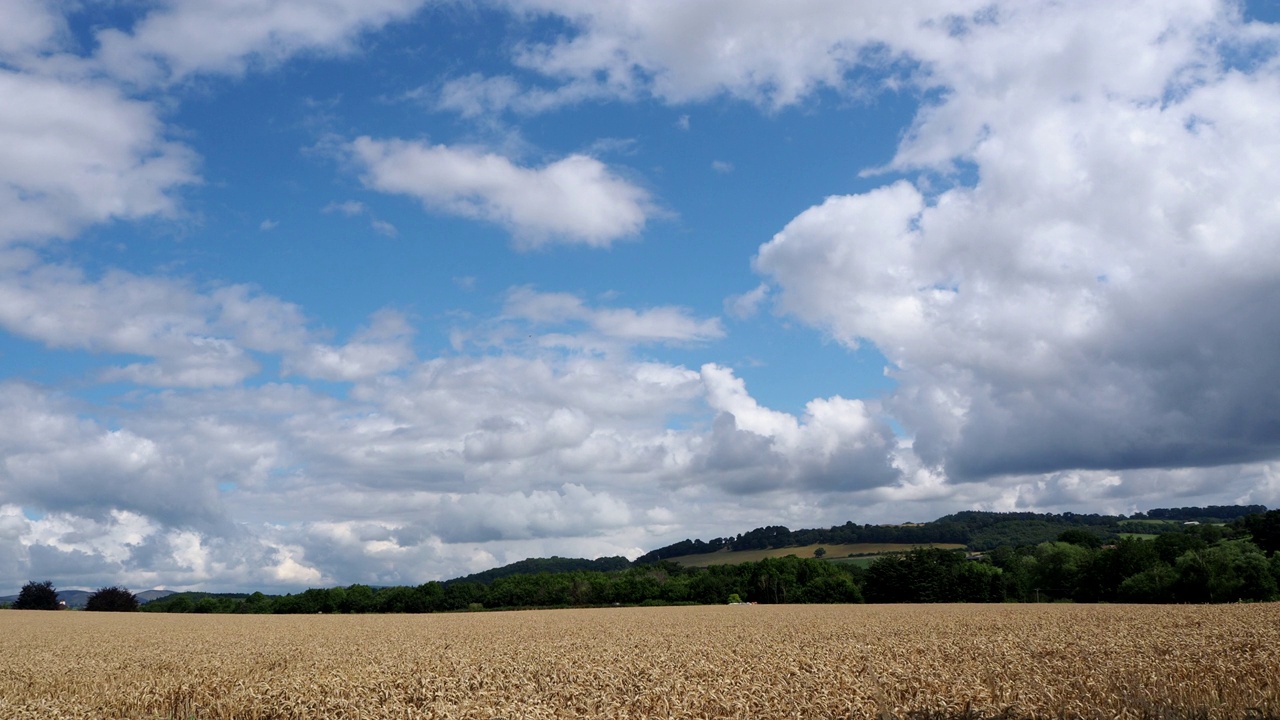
(13, 580, 60, 610)
(86, 586, 139, 612)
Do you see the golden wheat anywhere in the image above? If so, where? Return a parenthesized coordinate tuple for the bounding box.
(2, 603, 1277, 719)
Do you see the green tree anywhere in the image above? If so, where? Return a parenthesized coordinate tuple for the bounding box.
(1239, 510, 1280, 555)
(797, 574, 862, 603)
(1117, 563, 1177, 603)
(1075, 536, 1159, 602)
(1154, 532, 1207, 565)
(238, 591, 273, 614)
(1057, 529, 1103, 549)
(85, 586, 139, 612)
(13, 580, 60, 610)
(813, 547, 827, 558)
(1032, 542, 1092, 600)
(1175, 540, 1278, 603)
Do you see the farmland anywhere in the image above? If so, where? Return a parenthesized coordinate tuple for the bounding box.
(665, 542, 967, 567)
(4, 604, 1279, 719)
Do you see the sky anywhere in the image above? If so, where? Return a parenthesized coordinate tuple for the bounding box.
(2, 0, 1279, 594)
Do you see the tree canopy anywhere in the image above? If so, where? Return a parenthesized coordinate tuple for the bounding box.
(13, 580, 60, 610)
(86, 586, 139, 612)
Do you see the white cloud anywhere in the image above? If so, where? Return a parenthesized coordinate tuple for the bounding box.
(711, 160, 733, 174)
(259, 219, 279, 231)
(285, 308, 416, 381)
(0, 384, 225, 527)
(437, 0, 975, 114)
(370, 218, 398, 237)
(696, 364, 899, 494)
(503, 286, 724, 344)
(322, 200, 368, 216)
(725, 283, 768, 320)
(436, 73, 524, 118)
(0, 0, 65, 62)
(0, 69, 198, 246)
(0, 259, 423, 388)
(94, 0, 430, 86)
(427, 484, 633, 543)
(753, 3, 1280, 480)
(348, 137, 652, 247)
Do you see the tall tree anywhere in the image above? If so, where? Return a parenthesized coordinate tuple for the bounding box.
(13, 580, 60, 610)
(86, 586, 139, 612)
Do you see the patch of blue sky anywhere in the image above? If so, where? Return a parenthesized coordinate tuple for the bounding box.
(1244, 0, 1280, 24)
(52, 5, 923, 422)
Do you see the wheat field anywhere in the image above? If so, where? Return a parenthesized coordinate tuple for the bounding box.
(2, 603, 1278, 719)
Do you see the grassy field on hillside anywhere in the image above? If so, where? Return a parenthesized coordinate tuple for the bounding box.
(666, 542, 967, 567)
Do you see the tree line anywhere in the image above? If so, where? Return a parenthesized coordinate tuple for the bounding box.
(635, 506, 1268, 562)
(6, 582, 139, 611)
(9, 509, 1278, 613)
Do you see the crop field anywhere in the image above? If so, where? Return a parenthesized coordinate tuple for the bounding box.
(3, 603, 1279, 719)
(667, 542, 967, 566)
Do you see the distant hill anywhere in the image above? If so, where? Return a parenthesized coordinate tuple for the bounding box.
(663, 542, 968, 568)
(636, 505, 1270, 564)
(445, 556, 632, 585)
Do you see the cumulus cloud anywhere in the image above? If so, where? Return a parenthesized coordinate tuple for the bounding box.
(2, 338, 894, 589)
(94, 0, 429, 86)
(347, 137, 653, 248)
(697, 364, 899, 493)
(427, 484, 632, 543)
(0, 70, 198, 246)
(284, 309, 416, 381)
(0, 0, 66, 62)
(435, 0, 971, 114)
(0, 384, 225, 527)
(0, 261, 420, 387)
(753, 3, 1280, 480)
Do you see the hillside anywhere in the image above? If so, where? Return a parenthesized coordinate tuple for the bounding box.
(635, 505, 1268, 565)
(446, 555, 632, 585)
(663, 543, 967, 567)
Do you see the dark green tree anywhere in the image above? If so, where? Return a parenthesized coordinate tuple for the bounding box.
(1153, 532, 1207, 565)
(1239, 510, 1280, 556)
(1031, 542, 1092, 600)
(13, 580, 60, 610)
(85, 586, 139, 612)
(1117, 563, 1178, 602)
(1057, 528, 1103, 549)
(1174, 540, 1278, 603)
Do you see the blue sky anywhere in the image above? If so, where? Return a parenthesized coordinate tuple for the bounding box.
(2, 0, 1279, 593)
